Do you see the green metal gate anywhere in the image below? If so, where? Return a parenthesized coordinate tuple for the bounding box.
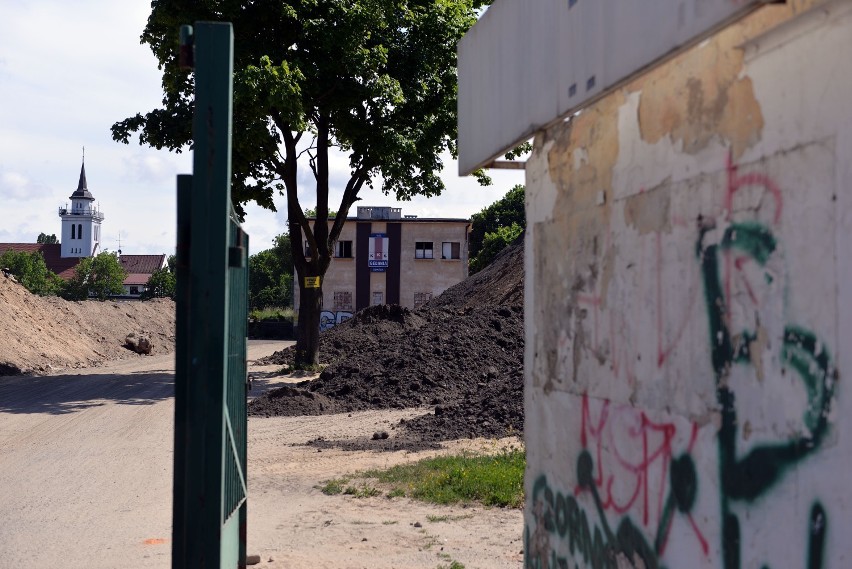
(172, 21, 249, 569)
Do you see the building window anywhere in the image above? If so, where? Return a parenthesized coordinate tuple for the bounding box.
(333, 291, 353, 311)
(372, 291, 383, 305)
(71, 225, 76, 239)
(78, 224, 82, 239)
(335, 240, 353, 258)
(442, 242, 461, 260)
(130, 286, 139, 295)
(415, 242, 433, 259)
(304, 240, 311, 258)
(414, 292, 432, 309)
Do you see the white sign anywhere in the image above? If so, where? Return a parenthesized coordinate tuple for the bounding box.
(368, 233, 389, 272)
(458, 0, 767, 175)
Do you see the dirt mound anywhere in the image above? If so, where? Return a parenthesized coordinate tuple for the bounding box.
(0, 274, 176, 375)
(251, 241, 525, 445)
(424, 233, 524, 309)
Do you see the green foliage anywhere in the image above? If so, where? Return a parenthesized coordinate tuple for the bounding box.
(112, 0, 494, 365)
(320, 478, 348, 496)
(141, 267, 176, 300)
(303, 207, 336, 219)
(248, 306, 294, 322)
(469, 185, 525, 273)
(166, 254, 177, 272)
(63, 252, 128, 301)
(112, 0, 484, 215)
(36, 233, 58, 244)
(0, 250, 63, 296)
(469, 222, 523, 274)
(361, 449, 525, 508)
(249, 233, 293, 310)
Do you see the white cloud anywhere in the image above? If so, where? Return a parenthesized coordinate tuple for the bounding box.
(0, 169, 52, 201)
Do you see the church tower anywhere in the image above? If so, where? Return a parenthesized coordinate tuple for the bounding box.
(59, 158, 104, 258)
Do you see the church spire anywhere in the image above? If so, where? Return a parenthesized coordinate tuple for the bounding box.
(69, 149, 95, 201)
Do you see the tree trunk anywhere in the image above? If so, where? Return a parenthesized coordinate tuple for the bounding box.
(294, 278, 322, 367)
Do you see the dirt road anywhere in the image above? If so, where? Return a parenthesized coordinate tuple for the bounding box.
(0, 341, 523, 568)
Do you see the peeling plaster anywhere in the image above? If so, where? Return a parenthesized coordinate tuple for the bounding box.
(636, 46, 765, 161)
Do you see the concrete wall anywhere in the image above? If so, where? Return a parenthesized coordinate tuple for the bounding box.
(524, 1, 852, 567)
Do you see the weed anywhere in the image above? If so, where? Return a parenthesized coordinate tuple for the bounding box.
(320, 478, 348, 495)
(344, 483, 381, 498)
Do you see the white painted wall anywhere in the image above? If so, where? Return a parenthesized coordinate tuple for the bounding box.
(524, 2, 852, 567)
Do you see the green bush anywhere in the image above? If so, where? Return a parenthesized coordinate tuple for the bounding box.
(141, 268, 176, 300)
(62, 252, 127, 301)
(0, 250, 63, 296)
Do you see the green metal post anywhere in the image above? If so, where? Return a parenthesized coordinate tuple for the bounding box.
(173, 21, 246, 569)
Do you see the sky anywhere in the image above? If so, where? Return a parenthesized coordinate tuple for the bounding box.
(0, 1, 524, 256)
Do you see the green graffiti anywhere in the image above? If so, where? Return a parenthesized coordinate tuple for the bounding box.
(698, 221, 835, 569)
(526, 219, 835, 569)
(527, 470, 660, 569)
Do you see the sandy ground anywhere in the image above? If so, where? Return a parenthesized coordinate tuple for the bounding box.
(0, 340, 523, 568)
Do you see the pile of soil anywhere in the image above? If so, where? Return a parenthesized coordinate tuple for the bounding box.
(0, 273, 176, 375)
(250, 239, 525, 445)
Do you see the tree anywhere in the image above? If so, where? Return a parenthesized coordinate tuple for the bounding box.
(469, 184, 525, 273)
(112, 0, 514, 366)
(249, 233, 293, 310)
(36, 233, 58, 244)
(141, 268, 176, 300)
(469, 222, 523, 274)
(63, 252, 128, 301)
(303, 208, 336, 219)
(0, 250, 63, 295)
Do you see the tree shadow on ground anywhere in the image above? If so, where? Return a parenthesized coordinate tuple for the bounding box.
(0, 371, 174, 415)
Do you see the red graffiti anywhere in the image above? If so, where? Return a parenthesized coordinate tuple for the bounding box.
(578, 395, 708, 556)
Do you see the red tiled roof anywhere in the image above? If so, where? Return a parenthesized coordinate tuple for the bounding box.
(119, 254, 166, 275)
(0, 243, 81, 280)
(124, 273, 152, 286)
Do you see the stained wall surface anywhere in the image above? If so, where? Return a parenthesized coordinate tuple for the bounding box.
(524, 1, 852, 567)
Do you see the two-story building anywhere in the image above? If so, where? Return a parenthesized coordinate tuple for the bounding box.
(295, 206, 470, 331)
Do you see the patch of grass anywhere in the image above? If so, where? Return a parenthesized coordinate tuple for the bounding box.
(294, 362, 325, 372)
(362, 449, 525, 509)
(249, 306, 294, 322)
(382, 520, 398, 525)
(437, 561, 465, 569)
(319, 477, 349, 495)
(343, 483, 381, 498)
(386, 488, 406, 499)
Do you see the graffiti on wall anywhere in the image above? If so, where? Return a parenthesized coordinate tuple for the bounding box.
(319, 310, 353, 332)
(528, 153, 837, 569)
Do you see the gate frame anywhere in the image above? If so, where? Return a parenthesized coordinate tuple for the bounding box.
(172, 21, 248, 569)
